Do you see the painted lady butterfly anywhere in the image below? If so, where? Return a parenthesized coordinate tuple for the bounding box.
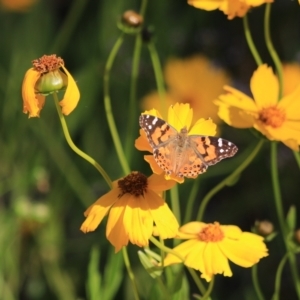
(139, 114, 238, 178)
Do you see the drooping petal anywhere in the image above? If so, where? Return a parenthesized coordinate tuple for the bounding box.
(135, 129, 153, 152)
(106, 194, 130, 252)
(219, 232, 268, 268)
(189, 118, 217, 136)
(250, 65, 279, 108)
(22, 68, 45, 118)
(219, 0, 249, 19)
(59, 65, 80, 115)
(146, 190, 179, 239)
(147, 173, 177, 193)
(80, 189, 119, 233)
(168, 103, 193, 131)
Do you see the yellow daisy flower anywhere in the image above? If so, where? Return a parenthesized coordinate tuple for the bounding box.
(80, 172, 179, 252)
(22, 54, 80, 118)
(215, 64, 300, 151)
(188, 0, 273, 20)
(142, 55, 230, 123)
(163, 221, 268, 282)
(135, 103, 217, 183)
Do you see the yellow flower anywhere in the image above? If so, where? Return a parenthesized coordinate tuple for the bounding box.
(163, 221, 268, 282)
(215, 64, 300, 151)
(142, 55, 230, 123)
(135, 103, 217, 183)
(22, 54, 80, 118)
(80, 172, 179, 252)
(188, 0, 273, 20)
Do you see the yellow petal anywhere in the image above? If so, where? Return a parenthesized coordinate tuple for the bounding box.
(188, 0, 222, 10)
(189, 118, 217, 136)
(59, 65, 80, 115)
(141, 108, 162, 118)
(179, 221, 206, 236)
(22, 68, 45, 118)
(221, 224, 243, 238)
(219, 0, 249, 19)
(147, 173, 177, 192)
(279, 84, 300, 120)
(80, 189, 118, 233)
(147, 190, 179, 239)
(168, 103, 193, 131)
(219, 232, 268, 268)
(106, 194, 130, 252)
(282, 63, 300, 96)
(144, 155, 164, 175)
(250, 64, 279, 108)
(216, 101, 255, 128)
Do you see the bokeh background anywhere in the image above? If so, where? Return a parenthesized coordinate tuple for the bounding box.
(0, 0, 300, 299)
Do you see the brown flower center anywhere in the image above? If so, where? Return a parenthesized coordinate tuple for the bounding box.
(258, 106, 286, 128)
(198, 222, 224, 242)
(118, 171, 148, 198)
(32, 54, 64, 74)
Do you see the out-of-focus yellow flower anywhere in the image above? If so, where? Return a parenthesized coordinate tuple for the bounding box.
(0, 0, 37, 11)
(22, 54, 80, 118)
(215, 64, 300, 151)
(135, 103, 217, 183)
(80, 172, 179, 252)
(188, 0, 273, 20)
(163, 221, 268, 282)
(282, 63, 300, 96)
(142, 55, 230, 123)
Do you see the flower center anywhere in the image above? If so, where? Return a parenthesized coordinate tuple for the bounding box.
(198, 222, 224, 242)
(32, 54, 64, 74)
(258, 106, 286, 128)
(118, 171, 148, 198)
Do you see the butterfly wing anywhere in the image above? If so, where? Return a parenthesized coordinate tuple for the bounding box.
(189, 135, 238, 166)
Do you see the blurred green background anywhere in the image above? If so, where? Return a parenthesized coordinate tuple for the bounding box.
(0, 0, 300, 299)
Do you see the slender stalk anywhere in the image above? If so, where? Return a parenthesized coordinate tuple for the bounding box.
(125, 0, 149, 160)
(122, 247, 140, 300)
(271, 142, 300, 298)
(252, 265, 265, 300)
(264, 3, 283, 100)
(53, 93, 112, 189)
(272, 253, 289, 300)
(103, 33, 130, 175)
(147, 41, 167, 119)
(186, 268, 207, 296)
(196, 139, 264, 221)
(170, 185, 181, 225)
(243, 14, 262, 66)
(293, 151, 300, 169)
(183, 178, 201, 224)
(201, 276, 214, 300)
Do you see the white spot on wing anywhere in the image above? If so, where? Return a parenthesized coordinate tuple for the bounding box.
(218, 138, 223, 147)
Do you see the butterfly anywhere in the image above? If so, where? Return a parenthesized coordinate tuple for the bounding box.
(139, 114, 238, 178)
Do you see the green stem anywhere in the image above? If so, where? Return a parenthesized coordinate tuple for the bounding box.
(293, 151, 300, 169)
(170, 185, 181, 226)
(252, 264, 265, 300)
(201, 276, 214, 300)
(196, 139, 264, 221)
(243, 14, 263, 66)
(272, 253, 289, 300)
(122, 247, 140, 300)
(147, 41, 167, 119)
(264, 3, 283, 100)
(103, 33, 130, 175)
(183, 178, 201, 224)
(53, 93, 112, 189)
(186, 267, 207, 296)
(271, 142, 300, 298)
(125, 0, 148, 161)
(51, 0, 88, 54)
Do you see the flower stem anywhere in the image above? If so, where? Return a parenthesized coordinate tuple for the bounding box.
(103, 33, 130, 175)
(264, 3, 283, 100)
(251, 265, 265, 300)
(272, 252, 289, 300)
(196, 139, 264, 221)
(271, 142, 300, 298)
(243, 14, 262, 66)
(147, 41, 167, 119)
(125, 0, 148, 161)
(122, 247, 140, 300)
(170, 184, 181, 226)
(52, 93, 112, 189)
(183, 178, 201, 224)
(293, 151, 300, 169)
(201, 276, 214, 300)
(186, 267, 207, 296)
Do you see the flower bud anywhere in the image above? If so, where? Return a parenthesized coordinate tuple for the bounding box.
(254, 220, 274, 236)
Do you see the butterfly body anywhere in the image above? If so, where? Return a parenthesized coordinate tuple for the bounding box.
(139, 115, 238, 178)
